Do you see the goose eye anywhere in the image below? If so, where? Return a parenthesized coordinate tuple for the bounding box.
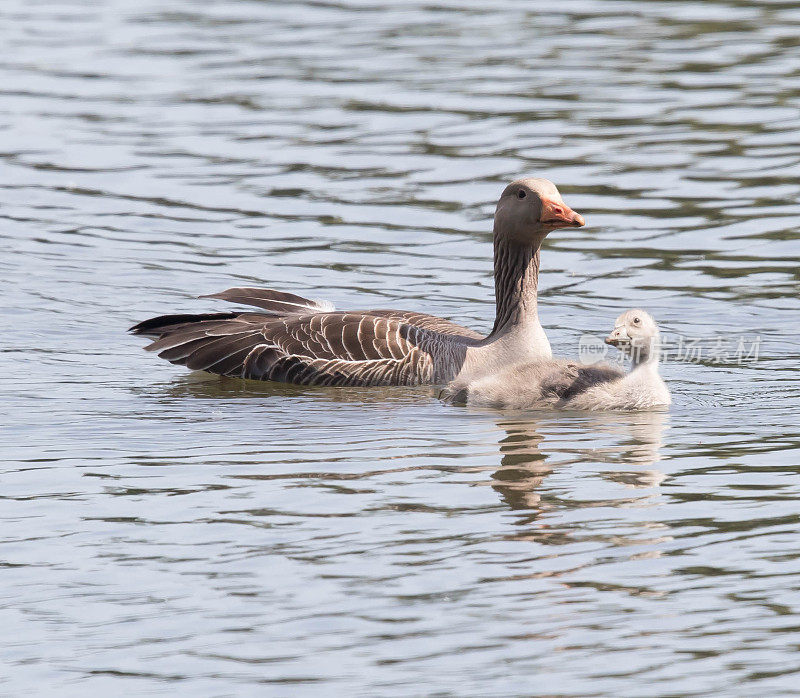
(633, 317, 641, 324)
(517, 190, 526, 199)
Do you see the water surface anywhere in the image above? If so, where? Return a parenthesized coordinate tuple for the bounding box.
(2, 0, 800, 694)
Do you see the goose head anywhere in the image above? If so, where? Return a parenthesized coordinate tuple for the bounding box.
(605, 309, 660, 363)
(494, 177, 584, 244)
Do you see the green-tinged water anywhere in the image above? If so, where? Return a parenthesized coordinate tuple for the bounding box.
(2, 0, 800, 694)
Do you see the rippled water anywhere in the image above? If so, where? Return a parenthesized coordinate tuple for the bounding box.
(3, 0, 800, 694)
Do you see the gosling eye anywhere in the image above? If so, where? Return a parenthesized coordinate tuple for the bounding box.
(517, 189, 527, 199)
(633, 317, 641, 325)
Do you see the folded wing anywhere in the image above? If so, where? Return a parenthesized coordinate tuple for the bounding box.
(131, 311, 443, 386)
(540, 362, 625, 401)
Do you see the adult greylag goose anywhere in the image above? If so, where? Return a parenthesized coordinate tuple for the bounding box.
(129, 178, 584, 386)
(441, 309, 671, 410)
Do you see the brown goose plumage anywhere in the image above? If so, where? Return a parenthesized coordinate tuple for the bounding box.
(130, 178, 584, 386)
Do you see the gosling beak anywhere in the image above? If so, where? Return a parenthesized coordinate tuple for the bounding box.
(605, 326, 630, 347)
(540, 198, 585, 228)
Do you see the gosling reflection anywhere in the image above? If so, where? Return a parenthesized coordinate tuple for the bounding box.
(488, 410, 668, 513)
(581, 410, 668, 468)
(572, 410, 668, 489)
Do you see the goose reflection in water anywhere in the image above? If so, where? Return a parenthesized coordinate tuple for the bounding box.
(133, 373, 668, 520)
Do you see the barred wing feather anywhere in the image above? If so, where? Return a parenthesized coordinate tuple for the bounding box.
(131, 287, 477, 385)
(134, 311, 454, 386)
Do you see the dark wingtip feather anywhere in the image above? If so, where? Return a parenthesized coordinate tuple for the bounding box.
(129, 312, 238, 336)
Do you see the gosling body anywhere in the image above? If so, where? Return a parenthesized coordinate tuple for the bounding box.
(441, 309, 670, 411)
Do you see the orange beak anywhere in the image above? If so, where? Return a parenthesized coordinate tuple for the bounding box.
(540, 198, 585, 227)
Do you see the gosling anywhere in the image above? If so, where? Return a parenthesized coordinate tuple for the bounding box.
(440, 309, 670, 410)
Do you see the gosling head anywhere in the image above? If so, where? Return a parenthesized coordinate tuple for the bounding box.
(605, 309, 660, 365)
(494, 177, 584, 244)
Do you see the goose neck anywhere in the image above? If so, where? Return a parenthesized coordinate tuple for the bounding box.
(489, 236, 542, 337)
(630, 339, 660, 370)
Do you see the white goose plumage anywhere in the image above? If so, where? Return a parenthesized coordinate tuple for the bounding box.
(130, 178, 585, 386)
